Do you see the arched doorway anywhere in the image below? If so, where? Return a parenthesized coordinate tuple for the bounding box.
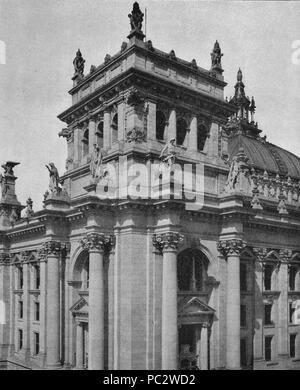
(177, 248, 214, 370)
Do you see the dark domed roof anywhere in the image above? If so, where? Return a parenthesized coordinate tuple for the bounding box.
(229, 134, 300, 179)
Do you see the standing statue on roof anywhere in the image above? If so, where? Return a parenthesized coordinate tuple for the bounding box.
(45, 163, 60, 193)
(211, 40, 223, 71)
(73, 49, 85, 77)
(128, 2, 144, 31)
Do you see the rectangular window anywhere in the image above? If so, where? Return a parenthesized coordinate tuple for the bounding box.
(289, 302, 296, 324)
(35, 265, 40, 290)
(34, 332, 39, 355)
(19, 301, 23, 319)
(34, 302, 40, 322)
(240, 263, 247, 292)
(18, 329, 23, 350)
(264, 304, 273, 326)
(264, 264, 273, 291)
(241, 304, 247, 327)
(265, 336, 272, 362)
(290, 334, 296, 358)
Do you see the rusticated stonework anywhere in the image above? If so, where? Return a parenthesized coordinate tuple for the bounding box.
(81, 232, 115, 252)
(217, 239, 246, 257)
(152, 232, 184, 252)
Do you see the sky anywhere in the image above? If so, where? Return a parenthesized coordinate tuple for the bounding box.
(0, 0, 300, 210)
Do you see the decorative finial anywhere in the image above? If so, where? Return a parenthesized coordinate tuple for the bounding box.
(237, 68, 243, 82)
(128, 2, 145, 40)
(210, 40, 223, 74)
(73, 49, 85, 78)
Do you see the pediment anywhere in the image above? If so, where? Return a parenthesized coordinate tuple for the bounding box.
(70, 296, 88, 313)
(178, 296, 215, 316)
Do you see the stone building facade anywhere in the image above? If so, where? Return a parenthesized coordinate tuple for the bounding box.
(0, 2, 300, 370)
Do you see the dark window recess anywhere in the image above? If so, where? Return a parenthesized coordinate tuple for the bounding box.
(264, 264, 273, 291)
(289, 266, 297, 291)
(240, 338, 247, 367)
(197, 124, 208, 151)
(176, 118, 187, 146)
(35, 302, 40, 322)
(289, 302, 296, 324)
(240, 263, 247, 291)
(96, 121, 104, 148)
(19, 267, 23, 290)
(241, 305, 247, 327)
(19, 329, 23, 350)
(19, 301, 23, 319)
(156, 111, 166, 141)
(35, 265, 40, 290)
(34, 332, 40, 355)
(290, 334, 296, 358)
(264, 304, 273, 325)
(111, 113, 118, 143)
(265, 336, 272, 362)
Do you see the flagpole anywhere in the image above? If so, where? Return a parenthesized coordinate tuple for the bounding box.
(145, 7, 147, 40)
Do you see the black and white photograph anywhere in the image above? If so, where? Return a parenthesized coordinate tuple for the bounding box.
(0, 0, 300, 375)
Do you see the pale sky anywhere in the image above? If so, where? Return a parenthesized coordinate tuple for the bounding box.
(0, 0, 300, 210)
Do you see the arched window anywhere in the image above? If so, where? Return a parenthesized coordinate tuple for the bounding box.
(197, 124, 208, 151)
(73, 250, 89, 291)
(156, 111, 166, 141)
(82, 257, 89, 290)
(82, 128, 89, 157)
(96, 120, 104, 148)
(177, 249, 208, 292)
(263, 263, 277, 291)
(176, 118, 187, 146)
(111, 113, 118, 143)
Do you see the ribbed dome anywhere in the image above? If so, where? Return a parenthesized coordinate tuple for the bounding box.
(228, 134, 300, 179)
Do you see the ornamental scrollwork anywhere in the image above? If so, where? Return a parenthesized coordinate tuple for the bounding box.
(152, 232, 184, 253)
(81, 232, 115, 253)
(217, 239, 246, 257)
(42, 240, 62, 257)
(0, 253, 10, 266)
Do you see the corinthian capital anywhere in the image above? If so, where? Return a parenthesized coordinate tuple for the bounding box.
(279, 249, 292, 263)
(217, 239, 246, 257)
(152, 232, 184, 253)
(81, 232, 115, 253)
(42, 241, 62, 257)
(0, 253, 10, 265)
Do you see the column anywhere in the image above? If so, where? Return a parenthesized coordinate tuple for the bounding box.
(103, 110, 111, 149)
(22, 259, 30, 359)
(117, 101, 125, 141)
(218, 239, 245, 369)
(44, 241, 62, 368)
(88, 117, 97, 155)
(168, 109, 176, 142)
(278, 250, 290, 360)
(39, 259, 46, 364)
(200, 324, 208, 370)
(188, 116, 197, 151)
(73, 126, 80, 164)
(153, 232, 183, 370)
(76, 322, 84, 369)
(147, 100, 156, 140)
(252, 249, 264, 363)
(81, 232, 114, 370)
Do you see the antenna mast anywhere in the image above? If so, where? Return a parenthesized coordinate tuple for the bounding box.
(145, 7, 147, 40)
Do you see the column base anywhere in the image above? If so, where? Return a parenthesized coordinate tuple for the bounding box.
(46, 362, 62, 370)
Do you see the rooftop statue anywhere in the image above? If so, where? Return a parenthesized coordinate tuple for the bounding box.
(211, 40, 223, 71)
(24, 197, 34, 220)
(45, 163, 60, 193)
(128, 2, 144, 31)
(73, 49, 85, 77)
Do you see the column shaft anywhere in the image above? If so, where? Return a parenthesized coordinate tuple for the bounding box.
(168, 109, 176, 142)
(189, 116, 197, 151)
(46, 255, 61, 368)
(226, 254, 241, 369)
(147, 101, 156, 140)
(278, 263, 289, 357)
(161, 249, 178, 370)
(200, 325, 208, 370)
(103, 111, 111, 149)
(253, 260, 264, 361)
(88, 118, 96, 155)
(88, 249, 104, 370)
(76, 323, 84, 369)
